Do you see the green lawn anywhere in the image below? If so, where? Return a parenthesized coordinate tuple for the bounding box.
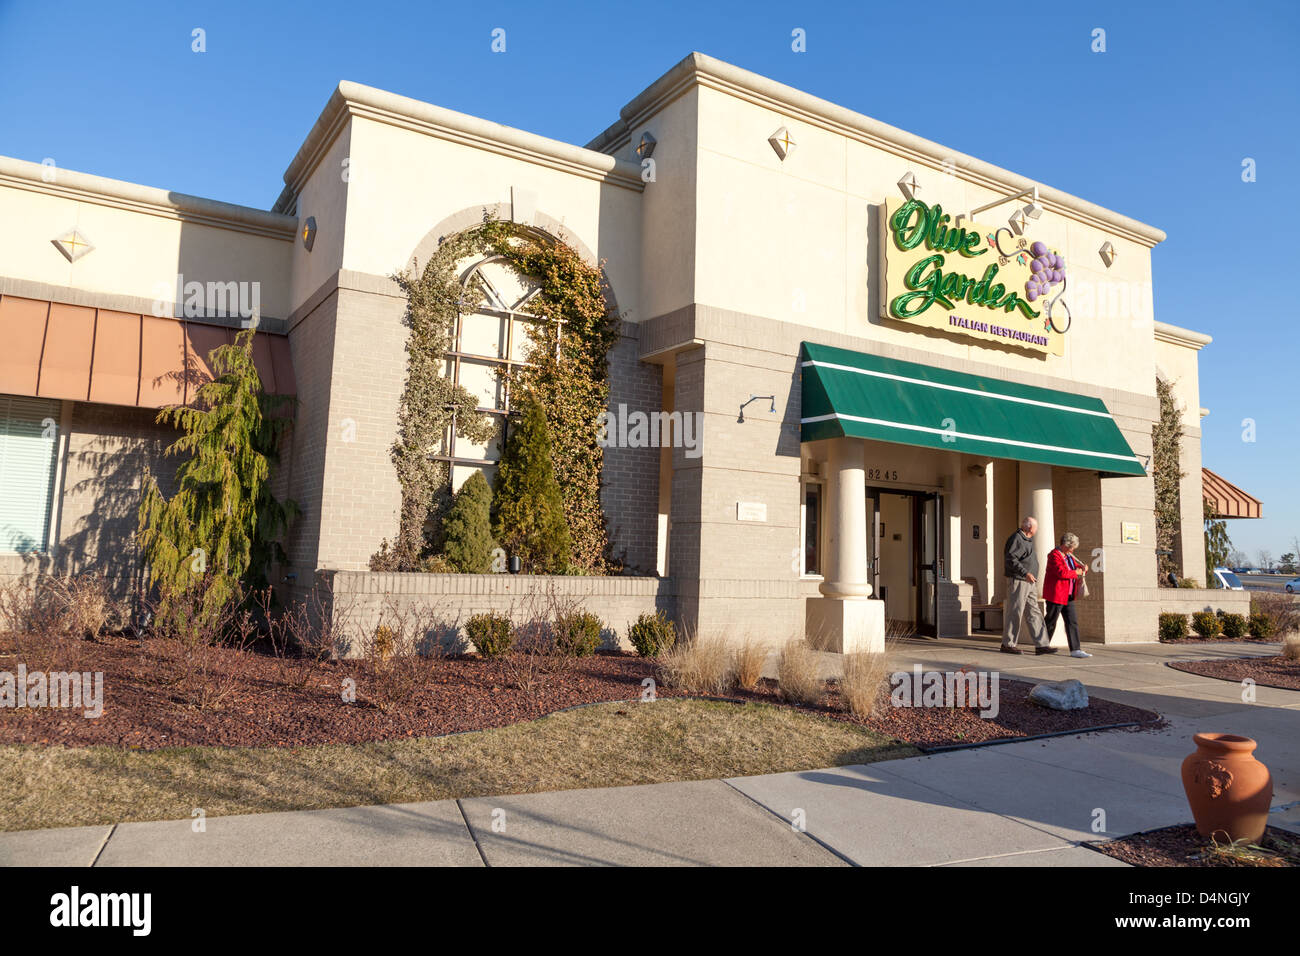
(2, 698, 916, 831)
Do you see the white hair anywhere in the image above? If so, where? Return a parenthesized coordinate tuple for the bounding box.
(1060, 532, 1079, 549)
(1021, 516, 1037, 531)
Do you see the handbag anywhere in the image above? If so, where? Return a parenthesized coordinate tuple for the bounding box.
(1075, 555, 1090, 598)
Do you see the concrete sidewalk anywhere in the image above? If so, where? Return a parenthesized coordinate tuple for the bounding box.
(3, 639, 1297, 866)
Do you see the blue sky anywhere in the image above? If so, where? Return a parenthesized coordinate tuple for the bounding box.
(1, 0, 1296, 563)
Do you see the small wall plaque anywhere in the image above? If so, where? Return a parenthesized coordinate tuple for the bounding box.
(736, 502, 767, 522)
(1121, 521, 1141, 544)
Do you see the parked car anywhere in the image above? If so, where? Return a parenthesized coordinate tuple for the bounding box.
(1287, 577, 1300, 594)
(1212, 568, 1245, 590)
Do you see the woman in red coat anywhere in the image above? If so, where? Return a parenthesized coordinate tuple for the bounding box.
(1043, 532, 1090, 658)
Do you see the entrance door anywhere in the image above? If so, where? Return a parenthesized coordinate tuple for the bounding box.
(915, 492, 942, 637)
(866, 488, 942, 638)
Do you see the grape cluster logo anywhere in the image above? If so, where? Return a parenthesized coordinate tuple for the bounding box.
(1024, 241, 1065, 304)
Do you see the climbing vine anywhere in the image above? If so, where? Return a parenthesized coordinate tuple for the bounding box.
(374, 215, 619, 573)
(1152, 376, 1184, 585)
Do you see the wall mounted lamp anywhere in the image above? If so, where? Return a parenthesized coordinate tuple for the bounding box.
(738, 394, 776, 423)
(636, 132, 657, 160)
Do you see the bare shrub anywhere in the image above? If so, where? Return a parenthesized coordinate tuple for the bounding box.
(839, 650, 890, 718)
(494, 583, 586, 699)
(1252, 592, 1300, 638)
(777, 639, 824, 707)
(354, 594, 456, 713)
(732, 639, 768, 691)
(1282, 634, 1300, 661)
(0, 573, 118, 639)
(0, 575, 104, 671)
(258, 587, 344, 690)
(144, 587, 257, 712)
(0, 577, 34, 634)
(660, 634, 735, 696)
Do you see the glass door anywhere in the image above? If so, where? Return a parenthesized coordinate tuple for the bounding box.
(866, 489, 882, 600)
(915, 492, 942, 637)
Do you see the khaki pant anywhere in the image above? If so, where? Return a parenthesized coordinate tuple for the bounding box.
(1003, 577, 1049, 648)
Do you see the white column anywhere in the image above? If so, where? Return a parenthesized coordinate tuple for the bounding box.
(808, 437, 883, 653)
(1018, 461, 1064, 646)
(1017, 462, 1054, 595)
(944, 459, 963, 583)
(982, 460, 996, 608)
(819, 437, 871, 598)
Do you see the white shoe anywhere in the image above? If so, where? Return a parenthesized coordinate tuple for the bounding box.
(1070, 649, 1092, 658)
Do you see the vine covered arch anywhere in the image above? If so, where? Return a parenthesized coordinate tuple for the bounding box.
(373, 213, 621, 574)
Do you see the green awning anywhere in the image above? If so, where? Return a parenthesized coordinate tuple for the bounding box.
(800, 341, 1147, 477)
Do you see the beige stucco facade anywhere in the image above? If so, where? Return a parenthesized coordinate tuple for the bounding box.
(0, 53, 1235, 647)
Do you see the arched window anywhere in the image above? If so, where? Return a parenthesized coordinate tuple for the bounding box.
(436, 253, 549, 491)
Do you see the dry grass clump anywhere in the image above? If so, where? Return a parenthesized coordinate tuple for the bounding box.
(1282, 633, 1300, 661)
(839, 650, 891, 718)
(777, 640, 824, 707)
(0, 573, 122, 638)
(732, 639, 768, 691)
(660, 636, 736, 696)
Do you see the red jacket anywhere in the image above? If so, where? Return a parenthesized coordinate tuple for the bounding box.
(1043, 548, 1082, 605)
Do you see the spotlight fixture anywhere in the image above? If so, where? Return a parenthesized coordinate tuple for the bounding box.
(1099, 241, 1117, 268)
(635, 132, 657, 160)
(301, 216, 317, 251)
(737, 394, 777, 423)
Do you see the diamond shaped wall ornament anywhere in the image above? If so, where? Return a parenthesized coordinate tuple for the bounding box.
(301, 216, 317, 251)
(51, 229, 94, 263)
(1007, 209, 1029, 235)
(768, 126, 795, 161)
(635, 132, 656, 160)
(1099, 240, 1117, 267)
(897, 171, 919, 199)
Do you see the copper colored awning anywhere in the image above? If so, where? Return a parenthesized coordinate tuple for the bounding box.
(1203, 467, 1262, 519)
(0, 295, 295, 408)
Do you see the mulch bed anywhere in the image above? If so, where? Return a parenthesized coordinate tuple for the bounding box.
(1167, 656, 1300, 691)
(1092, 824, 1299, 867)
(0, 633, 1160, 751)
(1158, 636, 1276, 645)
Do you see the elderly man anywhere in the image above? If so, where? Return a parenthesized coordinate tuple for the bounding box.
(1001, 516, 1056, 655)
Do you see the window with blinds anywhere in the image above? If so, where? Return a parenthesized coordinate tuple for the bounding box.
(0, 395, 61, 553)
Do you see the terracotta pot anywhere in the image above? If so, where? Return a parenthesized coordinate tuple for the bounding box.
(1180, 733, 1272, 843)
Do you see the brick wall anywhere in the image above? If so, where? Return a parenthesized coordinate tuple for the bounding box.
(314, 570, 675, 656)
(602, 321, 661, 574)
(0, 401, 179, 598)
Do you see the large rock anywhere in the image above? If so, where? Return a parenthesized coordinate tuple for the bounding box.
(1028, 679, 1089, 711)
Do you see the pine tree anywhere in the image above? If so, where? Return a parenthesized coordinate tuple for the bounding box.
(1152, 376, 1184, 585)
(492, 397, 572, 572)
(442, 470, 497, 572)
(137, 329, 297, 631)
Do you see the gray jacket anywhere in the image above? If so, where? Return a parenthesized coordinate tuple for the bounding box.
(1004, 529, 1038, 580)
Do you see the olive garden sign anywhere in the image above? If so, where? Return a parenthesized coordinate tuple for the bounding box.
(880, 197, 1068, 356)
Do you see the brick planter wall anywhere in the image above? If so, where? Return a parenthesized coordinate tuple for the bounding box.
(310, 570, 675, 657)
